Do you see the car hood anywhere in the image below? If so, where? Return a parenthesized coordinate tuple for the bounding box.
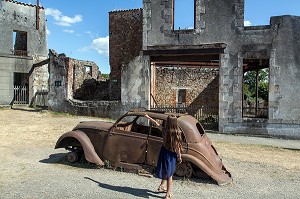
(73, 120, 114, 131)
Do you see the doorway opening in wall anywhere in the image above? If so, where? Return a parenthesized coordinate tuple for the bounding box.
(13, 30, 28, 57)
(13, 73, 29, 105)
(243, 59, 269, 118)
(173, 0, 195, 30)
(147, 52, 221, 131)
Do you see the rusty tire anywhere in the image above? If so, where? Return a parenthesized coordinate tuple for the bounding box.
(66, 151, 79, 163)
(175, 161, 193, 178)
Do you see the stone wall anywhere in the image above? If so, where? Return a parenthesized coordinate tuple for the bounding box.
(72, 60, 99, 91)
(154, 67, 219, 107)
(109, 9, 143, 100)
(48, 50, 101, 110)
(0, 0, 48, 105)
(67, 99, 142, 120)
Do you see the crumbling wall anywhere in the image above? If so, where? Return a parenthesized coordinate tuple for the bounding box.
(48, 49, 116, 112)
(72, 60, 99, 91)
(109, 9, 143, 101)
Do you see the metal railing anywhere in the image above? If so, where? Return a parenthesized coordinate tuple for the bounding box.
(13, 50, 28, 57)
(14, 85, 29, 104)
(243, 106, 268, 118)
(151, 104, 219, 131)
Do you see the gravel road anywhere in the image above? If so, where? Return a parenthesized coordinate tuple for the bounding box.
(0, 108, 299, 199)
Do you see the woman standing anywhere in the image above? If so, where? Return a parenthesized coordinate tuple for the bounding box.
(145, 114, 182, 199)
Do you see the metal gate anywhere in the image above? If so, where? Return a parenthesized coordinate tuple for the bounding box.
(13, 85, 29, 105)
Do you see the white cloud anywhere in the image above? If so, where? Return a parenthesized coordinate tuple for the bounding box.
(78, 36, 109, 56)
(45, 8, 82, 27)
(244, 20, 252, 26)
(63, 29, 74, 34)
(46, 29, 51, 35)
(92, 36, 109, 56)
(78, 46, 90, 52)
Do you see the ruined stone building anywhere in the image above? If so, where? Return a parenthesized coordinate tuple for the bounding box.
(109, 0, 300, 139)
(48, 49, 101, 112)
(0, 0, 48, 105)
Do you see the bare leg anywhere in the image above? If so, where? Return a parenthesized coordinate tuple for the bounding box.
(160, 179, 166, 187)
(158, 178, 167, 192)
(165, 176, 172, 198)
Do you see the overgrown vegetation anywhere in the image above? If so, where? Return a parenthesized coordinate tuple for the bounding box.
(244, 68, 269, 104)
(101, 73, 110, 80)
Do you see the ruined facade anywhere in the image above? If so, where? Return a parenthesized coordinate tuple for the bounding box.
(109, 9, 143, 101)
(110, 0, 300, 139)
(48, 49, 142, 119)
(0, 0, 48, 105)
(48, 50, 101, 111)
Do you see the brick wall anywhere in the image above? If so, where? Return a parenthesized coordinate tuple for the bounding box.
(109, 9, 143, 100)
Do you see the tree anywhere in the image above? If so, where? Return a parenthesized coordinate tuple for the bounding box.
(243, 68, 268, 103)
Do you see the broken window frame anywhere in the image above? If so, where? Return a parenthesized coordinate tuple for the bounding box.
(242, 59, 269, 119)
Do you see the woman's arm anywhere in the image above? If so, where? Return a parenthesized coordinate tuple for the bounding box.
(144, 114, 160, 127)
(176, 143, 182, 163)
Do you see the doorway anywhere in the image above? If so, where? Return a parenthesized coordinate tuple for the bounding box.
(14, 73, 29, 104)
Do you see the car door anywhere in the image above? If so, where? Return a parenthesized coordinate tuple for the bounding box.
(103, 115, 148, 164)
(146, 119, 164, 166)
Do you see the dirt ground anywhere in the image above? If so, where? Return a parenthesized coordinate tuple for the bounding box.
(0, 108, 300, 199)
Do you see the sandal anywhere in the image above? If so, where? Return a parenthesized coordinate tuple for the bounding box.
(164, 193, 173, 199)
(157, 185, 167, 193)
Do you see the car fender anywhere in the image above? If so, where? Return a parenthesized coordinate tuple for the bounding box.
(55, 130, 104, 166)
(181, 153, 232, 185)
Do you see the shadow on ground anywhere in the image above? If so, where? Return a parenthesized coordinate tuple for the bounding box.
(40, 154, 217, 184)
(11, 106, 46, 112)
(40, 153, 100, 169)
(84, 177, 164, 198)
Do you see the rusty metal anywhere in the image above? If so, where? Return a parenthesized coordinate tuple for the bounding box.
(36, 0, 39, 30)
(55, 111, 232, 185)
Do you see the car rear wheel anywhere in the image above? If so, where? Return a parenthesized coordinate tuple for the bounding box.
(67, 151, 79, 163)
(175, 161, 193, 178)
(65, 146, 83, 163)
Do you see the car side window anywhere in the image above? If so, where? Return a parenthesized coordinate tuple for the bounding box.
(135, 116, 149, 126)
(130, 116, 150, 135)
(115, 116, 136, 131)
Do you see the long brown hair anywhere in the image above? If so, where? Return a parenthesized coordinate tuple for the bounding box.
(164, 115, 182, 153)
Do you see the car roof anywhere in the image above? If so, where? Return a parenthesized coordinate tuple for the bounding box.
(126, 110, 187, 120)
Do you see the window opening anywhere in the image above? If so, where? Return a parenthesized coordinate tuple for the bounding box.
(243, 59, 269, 118)
(173, 0, 195, 30)
(85, 66, 92, 78)
(13, 30, 27, 56)
(177, 89, 186, 105)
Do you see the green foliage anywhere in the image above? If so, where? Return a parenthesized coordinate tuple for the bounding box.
(244, 69, 269, 103)
(101, 73, 110, 80)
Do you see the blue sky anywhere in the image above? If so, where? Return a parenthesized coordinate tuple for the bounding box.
(30, 0, 300, 74)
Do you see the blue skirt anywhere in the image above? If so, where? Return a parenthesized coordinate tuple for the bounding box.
(156, 146, 177, 180)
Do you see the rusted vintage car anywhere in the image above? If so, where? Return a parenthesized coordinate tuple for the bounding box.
(55, 110, 232, 185)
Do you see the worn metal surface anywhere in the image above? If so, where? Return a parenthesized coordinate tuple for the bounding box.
(55, 111, 232, 185)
